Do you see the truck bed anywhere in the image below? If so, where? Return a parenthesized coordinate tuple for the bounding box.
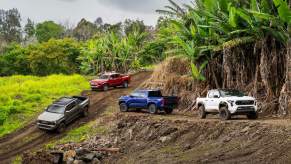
(72, 96, 90, 107)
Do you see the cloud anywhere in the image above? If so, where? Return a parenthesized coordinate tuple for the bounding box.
(58, 0, 78, 1)
(97, 0, 167, 13)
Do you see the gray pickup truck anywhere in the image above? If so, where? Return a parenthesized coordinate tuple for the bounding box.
(37, 96, 90, 133)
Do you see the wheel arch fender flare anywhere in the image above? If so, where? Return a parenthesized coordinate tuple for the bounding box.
(197, 102, 205, 108)
(147, 102, 157, 108)
(219, 101, 228, 109)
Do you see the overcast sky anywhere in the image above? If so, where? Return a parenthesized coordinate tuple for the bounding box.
(1, 0, 191, 26)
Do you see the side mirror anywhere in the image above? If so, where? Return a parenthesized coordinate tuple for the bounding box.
(214, 95, 220, 98)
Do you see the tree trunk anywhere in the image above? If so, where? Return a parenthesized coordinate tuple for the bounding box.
(278, 0, 291, 115)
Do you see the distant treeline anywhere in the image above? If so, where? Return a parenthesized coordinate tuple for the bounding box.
(0, 8, 167, 76)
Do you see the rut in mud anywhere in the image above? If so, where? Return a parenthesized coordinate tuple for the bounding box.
(0, 71, 152, 163)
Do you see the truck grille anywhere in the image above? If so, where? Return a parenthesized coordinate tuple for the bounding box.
(237, 106, 255, 112)
(235, 100, 254, 105)
(38, 120, 55, 125)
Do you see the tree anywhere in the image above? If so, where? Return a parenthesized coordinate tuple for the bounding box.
(0, 43, 30, 76)
(94, 17, 103, 27)
(102, 22, 122, 34)
(24, 18, 35, 39)
(73, 18, 98, 41)
(0, 8, 22, 43)
(35, 21, 64, 42)
(28, 38, 80, 75)
(124, 19, 146, 36)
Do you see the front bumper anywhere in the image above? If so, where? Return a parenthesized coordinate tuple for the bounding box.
(90, 84, 103, 89)
(228, 105, 257, 114)
(37, 122, 57, 131)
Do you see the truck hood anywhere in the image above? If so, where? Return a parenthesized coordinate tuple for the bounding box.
(90, 79, 107, 84)
(37, 112, 64, 122)
(223, 96, 255, 101)
(119, 95, 130, 99)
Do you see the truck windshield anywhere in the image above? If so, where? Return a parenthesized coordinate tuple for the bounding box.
(46, 105, 65, 114)
(99, 75, 109, 79)
(220, 90, 245, 97)
(148, 91, 162, 97)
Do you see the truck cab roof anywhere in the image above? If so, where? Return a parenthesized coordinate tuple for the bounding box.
(53, 97, 77, 106)
(135, 89, 161, 92)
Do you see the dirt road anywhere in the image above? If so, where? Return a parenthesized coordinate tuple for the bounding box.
(2, 70, 291, 164)
(0, 71, 152, 163)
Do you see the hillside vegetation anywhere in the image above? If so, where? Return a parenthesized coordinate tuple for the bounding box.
(0, 75, 89, 137)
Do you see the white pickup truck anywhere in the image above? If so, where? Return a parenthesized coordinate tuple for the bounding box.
(196, 89, 258, 120)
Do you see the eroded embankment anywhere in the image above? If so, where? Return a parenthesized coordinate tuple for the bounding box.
(105, 114, 291, 164)
(23, 113, 291, 164)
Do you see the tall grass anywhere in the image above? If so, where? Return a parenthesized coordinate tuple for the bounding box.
(0, 74, 90, 137)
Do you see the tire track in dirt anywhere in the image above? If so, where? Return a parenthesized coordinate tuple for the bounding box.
(0, 71, 152, 163)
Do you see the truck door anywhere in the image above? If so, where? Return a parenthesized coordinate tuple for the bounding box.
(110, 74, 122, 86)
(207, 90, 220, 111)
(108, 75, 116, 86)
(115, 74, 123, 85)
(138, 91, 148, 108)
(204, 91, 214, 112)
(65, 101, 79, 123)
(128, 91, 147, 108)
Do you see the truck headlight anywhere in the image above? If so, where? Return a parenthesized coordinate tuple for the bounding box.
(227, 100, 235, 106)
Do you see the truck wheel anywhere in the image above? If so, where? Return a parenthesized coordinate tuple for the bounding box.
(165, 108, 173, 114)
(198, 105, 207, 119)
(82, 106, 89, 117)
(247, 112, 258, 120)
(57, 123, 66, 133)
(149, 104, 158, 114)
(123, 81, 129, 88)
(103, 84, 109, 91)
(119, 103, 128, 112)
(219, 107, 231, 120)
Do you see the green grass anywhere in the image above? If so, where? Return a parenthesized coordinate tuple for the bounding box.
(12, 155, 22, 164)
(46, 120, 109, 149)
(0, 74, 90, 137)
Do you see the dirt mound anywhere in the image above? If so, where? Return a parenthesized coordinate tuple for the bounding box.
(20, 113, 291, 164)
(104, 114, 291, 164)
(142, 56, 207, 109)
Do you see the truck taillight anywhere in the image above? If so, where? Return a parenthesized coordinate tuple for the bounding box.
(161, 99, 165, 106)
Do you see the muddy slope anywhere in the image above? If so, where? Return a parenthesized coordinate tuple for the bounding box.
(105, 114, 291, 164)
(0, 71, 152, 163)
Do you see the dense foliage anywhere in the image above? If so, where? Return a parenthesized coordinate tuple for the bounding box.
(0, 38, 81, 76)
(157, 0, 290, 79)
(0, 75, 89, 137)
(35, 21, 65, 42)
(0, 12, 166, 76)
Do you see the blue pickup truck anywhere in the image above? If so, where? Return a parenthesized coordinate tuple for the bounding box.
(118, 90, 179, 114)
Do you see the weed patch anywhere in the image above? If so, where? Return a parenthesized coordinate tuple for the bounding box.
(0, 74, 89, 137)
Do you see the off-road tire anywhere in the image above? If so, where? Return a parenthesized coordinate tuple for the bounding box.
(82, 106, 89, 117)
(103, 84, 109, 91)
(149, 104, 158, 114)
(165, 108, 173, 114)
(123, 81, 129, 88)
(247, 112, 258, 120)
(57, 123, 66, 133)
(219, 106, 231, 120)
(119, 103, 128, 112)
(198, 105, 207, 119)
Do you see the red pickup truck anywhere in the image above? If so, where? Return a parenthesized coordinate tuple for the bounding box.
(90, 72, 130, 91)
